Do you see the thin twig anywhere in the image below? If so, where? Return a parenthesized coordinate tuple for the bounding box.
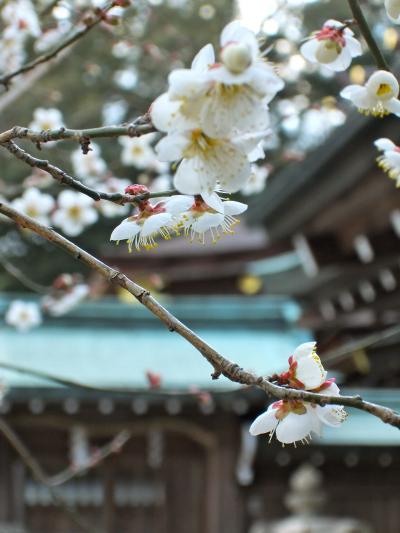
(0, 418, 97, 533)
(1, 140, 176, 205)
(1, 202, 399, 429)
(0, 1, 117, 88)
(348, 0, 390, 71)
(0, 258, 49, 294)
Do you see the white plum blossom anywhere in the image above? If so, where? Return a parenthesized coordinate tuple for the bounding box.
(71, 143, 107, 184)
(119, 133, 158, 169)
(374, 138, 400, 186)
(340, 70, 400, 117)
(155, 128, 266, 195)
(249, 342, 346, 445)
(203, 21, 284, 137)
(385, 0, 400, 24)
(5, 301, 42, 332)
(241, 165, 269, 195)
(174, 194, 248, 244)
(29, 108, 64, 132)
(249, 382, 347, 445)
(151, 22, 283, 138)
(11, 188, 55, 225)
(97, 177, 131, 218)
(52, 191, 98, 236)
(300, 19, 362, 72)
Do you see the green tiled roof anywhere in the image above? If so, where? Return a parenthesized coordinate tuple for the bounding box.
(0, 295, 310, 391)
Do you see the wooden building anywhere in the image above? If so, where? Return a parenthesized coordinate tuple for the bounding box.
(0, 295, 399, 533)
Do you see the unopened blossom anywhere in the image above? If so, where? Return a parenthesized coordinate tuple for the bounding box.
(249, 382, 347, 445)
(385, 0, 400, 24)
(174, 194, 248, 244)
(97, 177, 131, 218)
(155, 128, 266, 195)
(11, 188, 55, 225)
(241, 165, 269, 195)
(374, 138, 400, 186)
(29, 108, 64, 132)
(340, 70, 400, 117)
(71, 143, 107, 183)
(119, 134, 158, 169)
(110, 185, 193, 251)
(52, 191, 98, 236)
(300, 19, 362, 72)
(5, 300, 42, 332)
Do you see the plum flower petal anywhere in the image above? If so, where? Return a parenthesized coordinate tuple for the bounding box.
(292, 341, 327, 390)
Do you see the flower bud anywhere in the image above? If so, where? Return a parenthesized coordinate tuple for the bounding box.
(315, 40, 341, 64)
(221, 42, 252, 73)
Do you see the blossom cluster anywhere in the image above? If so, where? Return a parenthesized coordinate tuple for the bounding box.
(110, 21, 283, 251)
(299, 13, 400, 188)
(250, 342, 347, 445)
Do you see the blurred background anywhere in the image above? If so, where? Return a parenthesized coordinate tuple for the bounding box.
(1, 0, 400, 531)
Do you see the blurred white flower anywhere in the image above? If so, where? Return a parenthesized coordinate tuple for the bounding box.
(375, 137, 400, 186)
(341, 70, 400, 117)
(385, 0, 400, 23)
(241, 165, 269, 195)
(5, 300, 42, 332)
(52, 191, 98, 236)
(12, 187, 55, 225)
(29, 108, 64, 131)
(42, 284, 89, 317)
(119, 134, 158, 169)
(71, 143, 107, 183)
(34, 21, 71, 52)
(2, 0, 41, 38)
(300, 19, 362, 71)
(97, 177, 131, 218)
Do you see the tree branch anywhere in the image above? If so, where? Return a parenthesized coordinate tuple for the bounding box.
(0, 1, 118, 88)
(348, 0, 390, 71)
(1, 202, 399, 429)
(0, 116, 155, 144)
(0, 417, 129, 531)
(1, 140, 176, 205)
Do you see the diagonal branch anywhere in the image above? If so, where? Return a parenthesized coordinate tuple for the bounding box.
(0, 201, 399, 429)
(1, 140, 177, 205)
(0, 1, 118, 88)
(348, 0, 390, 71)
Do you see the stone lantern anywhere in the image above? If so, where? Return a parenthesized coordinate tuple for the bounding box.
(250, 463, 373, 533)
